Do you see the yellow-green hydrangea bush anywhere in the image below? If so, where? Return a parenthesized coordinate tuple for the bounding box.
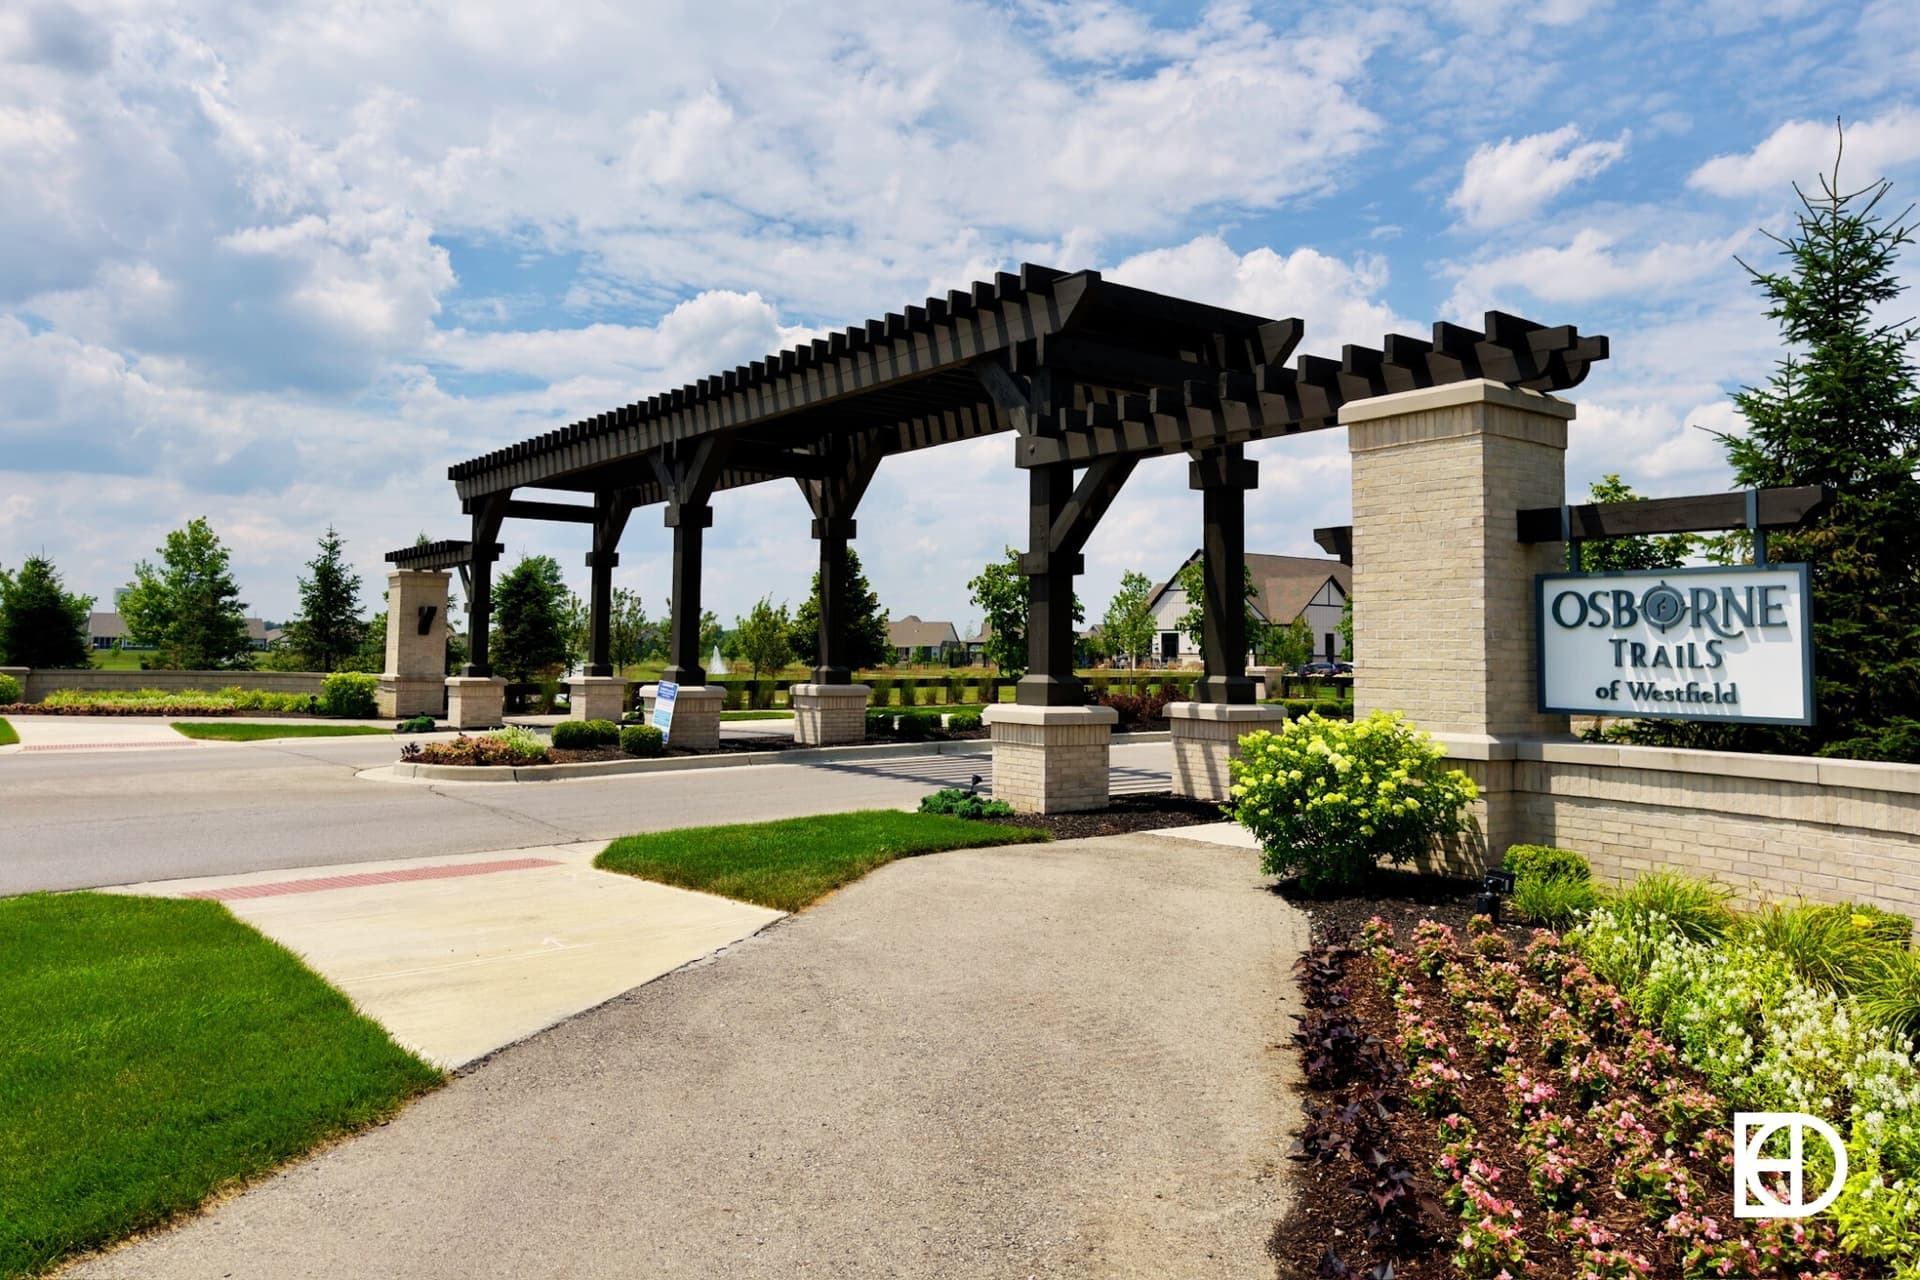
(1228, 709, 1479, 891)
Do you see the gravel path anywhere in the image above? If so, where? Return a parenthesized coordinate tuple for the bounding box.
(66, 833, 1307, 1280)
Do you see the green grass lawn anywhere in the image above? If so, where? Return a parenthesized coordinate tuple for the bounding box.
(719, 710, 793, 721)
(170, 722, 393, 742)
(595, 811, 1048, 913)
(0, 718, 15, 748)
(0, 894, 442, 1278)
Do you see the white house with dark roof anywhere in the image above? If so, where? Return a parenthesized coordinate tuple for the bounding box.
(1145, 552, 1350, 666)
(887, 615, 962, 664)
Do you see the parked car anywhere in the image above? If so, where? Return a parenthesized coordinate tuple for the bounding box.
(1299, 661, 1341, 676)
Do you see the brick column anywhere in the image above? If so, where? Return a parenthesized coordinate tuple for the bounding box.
(1166, 702, 1288, 801)
(566, 675, 627, 723)
(1342, 379, 1573, 872)
(378, 569, 449, 719)
(984, 704, 1117, 813)
(791, 683, 869, 746)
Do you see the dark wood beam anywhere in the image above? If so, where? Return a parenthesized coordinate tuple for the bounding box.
(1516, 485, 1834, 543)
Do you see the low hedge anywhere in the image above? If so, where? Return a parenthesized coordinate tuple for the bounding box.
(552, 719, 620, 749)
(0, 674, 19, 705)
(321, 672, 378, 718)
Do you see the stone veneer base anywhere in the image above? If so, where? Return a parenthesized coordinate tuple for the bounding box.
(1165, 702, 1289, 802)
(983, 704, 1119, 814)
(789, 683, 870, 746)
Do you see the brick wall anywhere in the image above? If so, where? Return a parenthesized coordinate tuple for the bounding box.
(1434, 736, 1920, 919)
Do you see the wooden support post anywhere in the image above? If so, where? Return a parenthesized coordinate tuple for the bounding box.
(584, 494, 634, 678)
(1192, 446, 1258, 705)
(813, 516, 856, 684)
(1018, 463, 1082, 706)
(462, 496, 508, 678)
(651, 439, 729, 689)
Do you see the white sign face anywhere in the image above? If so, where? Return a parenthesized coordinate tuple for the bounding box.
(1537, 564, 1813, 725)
(651, 680, 679, 743)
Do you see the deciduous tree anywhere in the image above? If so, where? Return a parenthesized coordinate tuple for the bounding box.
(736, 596, 794, 679)
(1101, 570, 1155, 672)
(120, 518, 254, 670)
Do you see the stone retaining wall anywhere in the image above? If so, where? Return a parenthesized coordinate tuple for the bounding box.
(11, 667, 330, 703)
(1430, 735, 1920, 919)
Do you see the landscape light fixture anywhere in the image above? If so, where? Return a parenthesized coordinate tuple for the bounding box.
(1476, 869, 1515, 924)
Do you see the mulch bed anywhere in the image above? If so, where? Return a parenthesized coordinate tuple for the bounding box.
(1280, 869, 1525, 949)
(976, 791, 1226, 840)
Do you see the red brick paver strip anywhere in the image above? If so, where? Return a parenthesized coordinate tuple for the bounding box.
(185, 858, 563, 901)
(23, 741, 203, 751)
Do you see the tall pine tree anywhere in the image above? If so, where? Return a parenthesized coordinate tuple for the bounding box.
(788, 547, 890, 671)
(0, 555, 93, 668)
(286, 526, 364, 672)
(1720, 135, 1920, 759)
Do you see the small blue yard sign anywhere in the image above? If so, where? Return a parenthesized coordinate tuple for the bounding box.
(650, 681, 678, 743)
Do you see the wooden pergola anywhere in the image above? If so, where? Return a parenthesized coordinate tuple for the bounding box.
(405, 264, 1608, 709)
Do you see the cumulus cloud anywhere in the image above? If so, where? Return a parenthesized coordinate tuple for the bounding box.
(1450, 126, 1631, 228)
(1688, 106, 1920, 197)
(1443, 226, 1748, 316)
(1109, 235, 1409, 352)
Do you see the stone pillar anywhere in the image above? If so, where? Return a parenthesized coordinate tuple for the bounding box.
(984, 704, 1117, 814)
(377, 570, 450, 719)
(635, 684, 723, 752)
(791, 683, 869, 746)
(1166, 702, 1289, 802)
(445, 675, 506, 730)
(567, 675, 627, 723)
(1343, 379, 1574, 872)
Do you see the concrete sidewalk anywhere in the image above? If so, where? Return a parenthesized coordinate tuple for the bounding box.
(67, 834, 1305, 1280)
(105, 844, 782, 1068)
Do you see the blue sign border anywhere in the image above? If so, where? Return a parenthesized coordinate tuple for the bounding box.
(1535, 562, 1815, 726)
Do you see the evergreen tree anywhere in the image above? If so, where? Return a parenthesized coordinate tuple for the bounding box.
(490, 555, 571, 682)
(1716, 139, 1920, 759)
(286, 526, 364, 671)
(788, 547, 890, 670)
(0, 555, 93, 668)
(120, 518, 254, 670)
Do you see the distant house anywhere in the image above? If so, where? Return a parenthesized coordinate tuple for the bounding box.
(964, 622, 992, 665)
(87, 611, 279, 653)
(1145, 552, 1351, 666)
(888, 615, 962, 664)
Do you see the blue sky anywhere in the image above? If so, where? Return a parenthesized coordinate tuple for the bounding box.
(2, 0, 1917, 631)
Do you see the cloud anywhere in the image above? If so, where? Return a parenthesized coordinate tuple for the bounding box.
(1109, 235, 1409, 352)
(1688, 106, 1920, 196)
(1450, 126, 1631, 228)
(1444, 226, 1749, 316)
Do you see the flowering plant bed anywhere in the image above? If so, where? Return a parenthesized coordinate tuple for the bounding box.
(1279, 915, 1868, 1279)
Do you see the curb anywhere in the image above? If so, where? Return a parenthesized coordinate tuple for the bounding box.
(370, 730, 1173, 784)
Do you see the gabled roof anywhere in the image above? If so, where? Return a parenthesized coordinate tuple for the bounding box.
(1145, 552, 1350, 626)
(888, 616, 960, 649)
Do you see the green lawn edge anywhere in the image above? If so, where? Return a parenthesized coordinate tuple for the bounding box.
(594, 810, 1048, 913)
(0, 718, 16, 748)
(0, 894, 443, 1278)
(169, 722, 393, 742)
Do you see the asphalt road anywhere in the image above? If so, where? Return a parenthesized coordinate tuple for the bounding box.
(1, 733, 1176, 896)
(64, 833, 1302, 1280)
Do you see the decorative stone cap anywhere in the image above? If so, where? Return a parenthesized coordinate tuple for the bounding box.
(789, 683, 873, 698)
(983, 704, 1119, 726)
(446, 675, 508, 687)
(1164, 701, 1289, 722)
(1337, 378, 1576, 425)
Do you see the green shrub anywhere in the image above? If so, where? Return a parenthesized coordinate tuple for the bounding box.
(898, 679, 920, 706)
(1503, 844, 1592, 884)
(1743, 901, 1912, 996)
(1511, 875, 1600, 928)
(1229, 710, 1479, 891)
(320, 672, 378, 718)
(395, 715, 436, 733)
(1608, 870, 1737, 945)
(918, 787, 1013, 819)
(895, 710, 934, 740)
(1859, 947, 1920, 1044)
(550, 720, 594, 749)
(226, 687, 315, 713)
(866, 677, 893, 707)
(620, 724, 665, 757)
(947, 710, 983, 731)
(0, 673, 20, 704)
